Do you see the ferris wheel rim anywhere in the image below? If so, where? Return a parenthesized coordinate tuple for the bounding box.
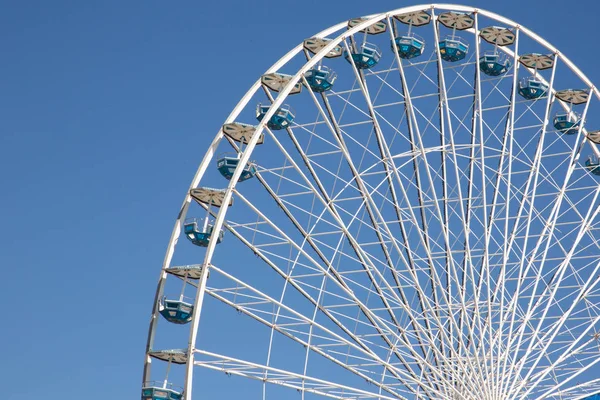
(143, 4, 600, 400)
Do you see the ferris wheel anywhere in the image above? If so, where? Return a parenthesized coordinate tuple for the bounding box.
(141, 4, 600, 400)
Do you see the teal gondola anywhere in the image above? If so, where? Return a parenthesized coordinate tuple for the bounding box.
(553, 112, 581, 135)
(518, 78, 548, 100)
(392, 33, 425, 59)
(344, 43, 382, 69)
(142, 383, 183, 400)
(479, 52, 511, 76)
(256, 104, 295, 130)
(159, 298, 193, 324)
(183, 218, 224, 247)
(439, 35, 468, 62)
(305, 65, 337, 93)
(217, 154, 257, 182)
(585, 157, 600, 176)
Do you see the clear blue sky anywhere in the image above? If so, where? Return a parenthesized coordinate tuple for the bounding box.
(2, 1, 599, 399)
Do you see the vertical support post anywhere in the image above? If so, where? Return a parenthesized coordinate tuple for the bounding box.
(164, 359, 173, 388)
(179, 272, 188, 302)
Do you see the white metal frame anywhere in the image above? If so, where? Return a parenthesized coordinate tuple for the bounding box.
(143, 4, 600, 400)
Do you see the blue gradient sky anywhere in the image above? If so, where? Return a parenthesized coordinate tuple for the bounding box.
(2, 1, 599, 399)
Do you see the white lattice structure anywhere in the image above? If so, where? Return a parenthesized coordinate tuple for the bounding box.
(142, 5, 600, 400)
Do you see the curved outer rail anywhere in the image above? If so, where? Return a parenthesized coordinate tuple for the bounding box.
(142, 4, 600, 400)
